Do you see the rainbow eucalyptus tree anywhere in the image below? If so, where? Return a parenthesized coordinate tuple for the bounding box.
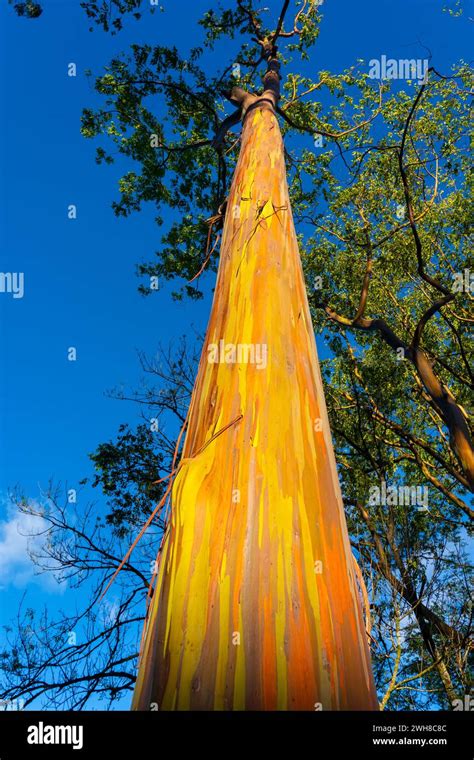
(131, 21, 378, 713)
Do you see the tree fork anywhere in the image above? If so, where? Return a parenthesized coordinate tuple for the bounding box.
(315, 300, 474, 491)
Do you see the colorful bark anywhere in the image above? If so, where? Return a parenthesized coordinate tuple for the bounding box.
(132, 102, 378, 711)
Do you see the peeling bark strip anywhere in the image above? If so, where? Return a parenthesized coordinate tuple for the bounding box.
(132, 103, 378, 711)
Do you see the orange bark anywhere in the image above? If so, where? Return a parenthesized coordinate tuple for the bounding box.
(132, 102, 378, 711)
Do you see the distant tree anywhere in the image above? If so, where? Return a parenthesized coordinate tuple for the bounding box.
(8, 1, 42, 18)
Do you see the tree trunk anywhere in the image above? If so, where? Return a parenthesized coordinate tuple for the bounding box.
(132, 100, 378, 711)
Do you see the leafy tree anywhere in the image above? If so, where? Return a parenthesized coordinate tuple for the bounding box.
(8, 1, 42, 18)
(90, 423, 166, 538)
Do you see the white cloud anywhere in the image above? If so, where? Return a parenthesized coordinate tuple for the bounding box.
(0, 506, 64, 592)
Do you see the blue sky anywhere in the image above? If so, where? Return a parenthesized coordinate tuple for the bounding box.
(0, 0, 472, 707)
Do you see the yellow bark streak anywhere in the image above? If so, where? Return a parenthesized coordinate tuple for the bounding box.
(132, 104, 378, 711)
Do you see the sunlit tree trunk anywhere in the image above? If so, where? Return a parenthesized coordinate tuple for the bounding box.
(132, 94, 378, 711)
